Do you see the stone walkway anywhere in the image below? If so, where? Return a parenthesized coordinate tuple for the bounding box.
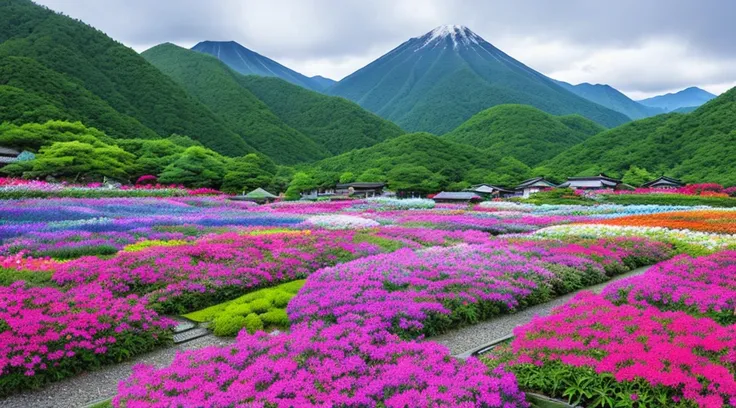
(430, 265, 651, 357)
(0, 336, 233, 408)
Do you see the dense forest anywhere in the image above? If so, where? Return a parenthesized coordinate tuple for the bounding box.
(443, 105, 604, 166)
(537, 87, 736, 186)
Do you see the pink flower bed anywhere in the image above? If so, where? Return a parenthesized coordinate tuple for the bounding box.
(0, 252, 59, 271)
(0, 282, 174, 394)
(288, 238, 671, 338)
(506, 292, 736, 408)
(114, 321, 528, 408)
(603, 251, 736, 324)
(52, 230, 369, 314)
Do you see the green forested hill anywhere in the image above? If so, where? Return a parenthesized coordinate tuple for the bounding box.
(539, 87, 736, 185)
(237, 76, 404, 155)
(142, 43, 329, 164)
(443, 105, 604, 166)
(0, 0, 254, 156)
(143, 43, 404, 160)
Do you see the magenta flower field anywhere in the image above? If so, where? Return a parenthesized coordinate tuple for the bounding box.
(1, 196, 735, 406)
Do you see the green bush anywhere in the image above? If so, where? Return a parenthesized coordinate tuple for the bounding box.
(602, 194, 736, 208)
(37, 245, 118, 260)
(184, 280, 304, 337)
(0, 269, 55, 287)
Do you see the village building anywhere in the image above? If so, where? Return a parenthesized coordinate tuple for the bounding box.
(335, 182, 386, 198)
(641, 176, 685, 189)
(233, 188, 279, 204)
(300, 188, 336, 200)
(0, 146, 20, 168)
(464, 183, 515, 198)
(515, 177, 557, 198)
(558, 173, 628, 191)
(432, 191, 483, 203)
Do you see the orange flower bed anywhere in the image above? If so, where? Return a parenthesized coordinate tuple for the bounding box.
(595, 210, 736, 234)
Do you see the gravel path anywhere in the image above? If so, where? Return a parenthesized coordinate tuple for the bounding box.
(0, 335, 234, 408)
(429, 265, 651, 357)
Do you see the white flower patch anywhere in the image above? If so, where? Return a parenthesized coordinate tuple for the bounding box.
(305, 215, 380, 230)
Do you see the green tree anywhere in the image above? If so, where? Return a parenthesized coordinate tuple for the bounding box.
(339, 172, 356, 184)
(221, 154, 277, 194)
(356, 168, 386, 182)
(486, 157, 532, 186)
(158, 146, 227, 187)
(3, 140, 134, 181)
(622, 165, 654, 187)
(284, 172, 316, 200)
(386, 165, 445, 195)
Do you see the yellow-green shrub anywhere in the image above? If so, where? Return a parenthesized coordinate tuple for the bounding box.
(123, 240, 188, 252)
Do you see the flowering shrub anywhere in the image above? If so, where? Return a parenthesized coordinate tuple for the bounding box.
(114, 321, 528, 408)
(534, 224, 736, 253)
(288, 238, 671, 338)
(134, 175, 157, 185)
(603, 251, 736, 324)
(187, 187, 225, 196)
(122, 239, 189, 252)
(363, 197, 436, 210)
(305, 214, 380, 230)
(53, 230, 371, 314)
(0, 282, 174, 395)
(0, 252, 58, 271)
(493, 292, 736, 408)
(594, 209, 736, 234)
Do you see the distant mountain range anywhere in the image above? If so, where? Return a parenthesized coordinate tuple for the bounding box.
(638, 87, 716, 112)
(556, 82, 664, 120)
(192, 41, 328, 92)
(327, 25, 630, 134)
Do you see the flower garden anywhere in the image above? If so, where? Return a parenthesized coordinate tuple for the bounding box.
(1, 194, 735, 406)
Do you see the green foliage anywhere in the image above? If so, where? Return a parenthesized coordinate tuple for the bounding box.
(485, 157, 533, 186)
(309, 132, 503, 194)
(184, 280, 304, 337)
(142, 44, 327, 164)
(237, 76, 405, 155)
(285, 172, 316, 200)
(4, 140, 135, 181)
(621, 165, 654, 187)
(0, 268, 54, 288)
(557, 82, 664, 120)
(329, 37, 629, 134)
(444, 105, 603, 166)
(541, 88, 736, 185)
(158, 146, 227, 188)
(0, 2, 254, 155)
(221, 154, 277, 194)
(0, 120, 114, 151)
(602, 194, 736, 208)
(339, 172, 355, 183)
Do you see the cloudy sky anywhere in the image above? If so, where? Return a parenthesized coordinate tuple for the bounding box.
(37, 0, 735, 99)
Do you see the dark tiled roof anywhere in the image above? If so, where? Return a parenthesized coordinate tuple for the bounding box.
(641, 176, 685, 188)
(336, 182, 386, 189)
(433, 192, 482, 200)
(565, 173, 622, 183)
(516, 177, 557, 189)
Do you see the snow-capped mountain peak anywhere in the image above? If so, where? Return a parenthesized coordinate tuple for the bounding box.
(415, 25, 482, 50)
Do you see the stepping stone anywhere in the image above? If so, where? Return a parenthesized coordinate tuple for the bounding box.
(173, 327, 210, 344)
(172, 319, 197, 333)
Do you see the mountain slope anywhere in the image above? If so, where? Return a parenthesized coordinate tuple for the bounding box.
(443, 104, 604, 166)
(143, 43, 404, 161)
(311, 75, 336, 90)
(192, 41, 323, 91)
(237, 76, 405, 155)
(0, 0, 253, 156)
(329, 25, 630, 134)
(557, 81, 663, 119)
(638, 87, 717, 112)
(540, 87, 736, 185)
(142, 43, 329, 164)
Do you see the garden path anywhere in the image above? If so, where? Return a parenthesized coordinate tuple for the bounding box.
(430, 265, 652, 357)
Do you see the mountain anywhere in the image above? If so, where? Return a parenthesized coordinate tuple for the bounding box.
(539, 86, 736, 185)
(638, 87, 717, 112)
(443, 104, 604, 166)
(311, 75, 336, 90)
(143, 43, 403, 162)
(328, 25, 630, 134)
(672, 106, 698, 114)
(237, 76, 404, 155)
(556, 81, 663, 120)
(143, 43, 329, 164)
(192, 40, 324, 92)
(0, 0, 255, 156)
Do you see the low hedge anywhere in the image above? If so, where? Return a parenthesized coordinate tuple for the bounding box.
(183, 280, 304, 337)
(603, 194, 736, 207)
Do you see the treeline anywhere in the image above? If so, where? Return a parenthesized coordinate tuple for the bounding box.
(0, 121, 289, 194)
